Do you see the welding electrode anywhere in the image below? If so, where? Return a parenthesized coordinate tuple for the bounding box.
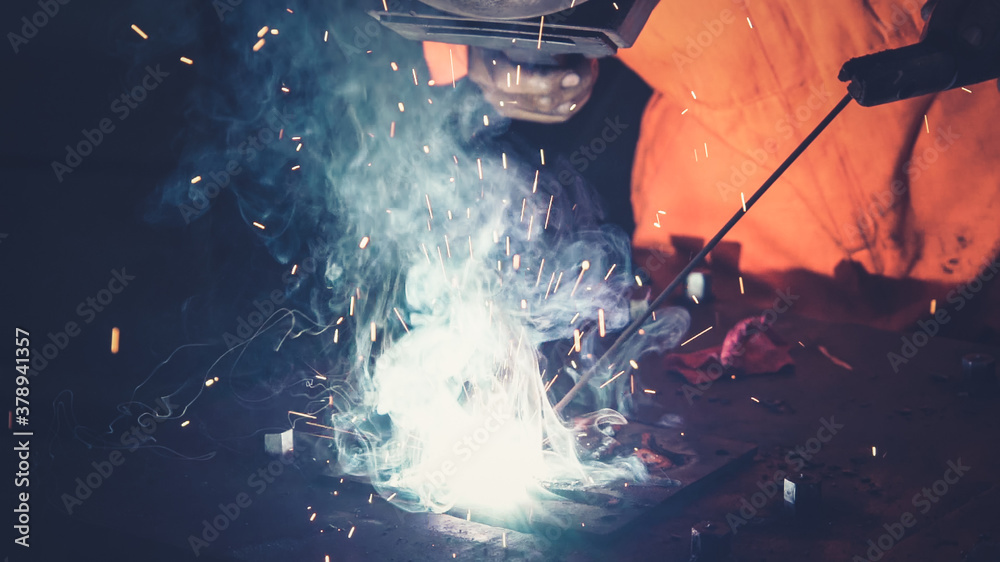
(553, 93, 854, 413)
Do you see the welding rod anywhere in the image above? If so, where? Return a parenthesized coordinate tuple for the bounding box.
(553, 93, 854, 414)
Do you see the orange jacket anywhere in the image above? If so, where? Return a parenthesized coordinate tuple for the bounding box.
(424, 0, 1000, 334)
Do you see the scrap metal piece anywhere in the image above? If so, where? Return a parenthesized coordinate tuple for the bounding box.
(783, 473, 822, 519)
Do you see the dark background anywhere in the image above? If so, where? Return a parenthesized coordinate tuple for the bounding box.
(1, 0, 649, 559)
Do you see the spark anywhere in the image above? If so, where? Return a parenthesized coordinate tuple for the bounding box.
(252, 221, 266, 229)
(468, 236, 474, 258)
(681, 108, 689, 115)
(289, 410, 317, 419)
(181, 420, 190, 427)
(691, 90, 697, 99)
(257, 26, 269, 37)
(393, 308, 410, 332)
(924, 114, 930, 134)
(291, 164, 300, 171)
(205, 379, 214, 387)
(630, 375, 635, 393)
(872, 446, 877, 457)
(310, 513, 317, 522)
(368, 494, 373, 504)
(643, 389, 656, 394)
(253, 38, 265, 51)
(130, 24, 148, 39)
(520, 198, 527, 222)
(681, 325, 713, 346)
(370, 322, 377, 342)
(544, 195, 554, 229)
(573, 329, 582, 352)
(537, 16, 545, 49)
(604, 264, 616, 280)
(750, 396, 760, 403)
(191, 176, 201, 183)
(450, 49, 456, 88)
(570, 261, 589, 296)
(535, 258, 546, 286)
(348, 526, 355, 538)
(739, 276, 745, 294)
(540, 149, 546, 165)
(334, 329, 339, 343)
(513, 254, 521, 270)
(532, 170, 539, 193)
(270, 28, 279, 35)
(412, 68, 419, 85)
(423, 145, 430, 154)
(390, 62, 399, 71)
(526, 215, 534, 240)
(543, 374, 559, 393)
(930, 298, 937, 315)
(477, 158, 483, 180)
(386, 493, 397, 502)
(747, 16, 753, 28)
(324, 31, 329, 42)
(359, 236, 370, 249)
(630, 360, 639, 369)
(483, 115, 489, 126)
(502, 532, 507, 548)
(110, 327, 120, 354)
(635, 275, 643, 287)
(691, 294, 699, 304)
(704, 142, 709, 158)
(444, 235, 452, 258)
(502, 152, 508, 169)
(961, 87, 973, 93)
(516, 64, 521, 85)
(600, 370, 625, 389)
(398, 102, 405, 112)
(179, 57, 193, 65)
(350, 295, 355, 316)
(598, 309, 606, 337)
(741, 192, 747, 212)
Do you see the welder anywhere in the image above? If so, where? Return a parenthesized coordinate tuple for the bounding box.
(375, 0, 1000, 341)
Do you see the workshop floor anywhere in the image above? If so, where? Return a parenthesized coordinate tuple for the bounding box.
(24, 296, 1000, 562)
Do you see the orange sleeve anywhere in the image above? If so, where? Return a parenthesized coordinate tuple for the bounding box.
(422, 42, 468, 85)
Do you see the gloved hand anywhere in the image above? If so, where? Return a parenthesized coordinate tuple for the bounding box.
(466, 47, 599, 123)
(840, 0, 1000, 105)
(920, 0, 1000, 93)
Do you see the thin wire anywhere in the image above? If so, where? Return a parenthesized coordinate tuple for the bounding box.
(553, 93, 855, 413)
